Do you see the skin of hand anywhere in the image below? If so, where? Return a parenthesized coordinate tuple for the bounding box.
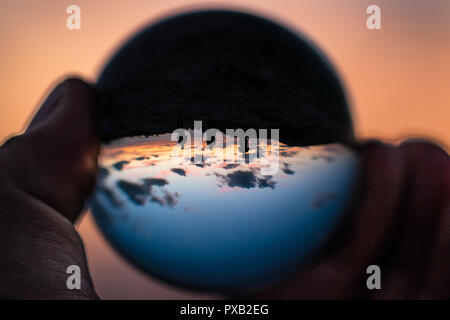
(244, 140, 450, 299)
(0, 78, 449, 299)
(0, 78, 100, 299)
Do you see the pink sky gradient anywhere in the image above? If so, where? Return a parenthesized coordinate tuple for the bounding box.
(0, 0, 448, 299)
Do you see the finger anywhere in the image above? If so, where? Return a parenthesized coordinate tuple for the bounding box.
(310, 141, 406, 298)
(377, 141, 450, 299)
(420, 196, 450, 298)
(243, 141, 406, 299)
(2, 78, 100, 222)
(27, 81, 64, 130)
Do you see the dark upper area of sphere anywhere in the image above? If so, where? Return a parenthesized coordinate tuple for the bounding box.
(97, 10, 354, 146)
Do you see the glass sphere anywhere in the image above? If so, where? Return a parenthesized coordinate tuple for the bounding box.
(92, 9, 359, 293)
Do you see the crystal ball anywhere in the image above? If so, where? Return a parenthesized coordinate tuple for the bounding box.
(92, 9, 359, 293)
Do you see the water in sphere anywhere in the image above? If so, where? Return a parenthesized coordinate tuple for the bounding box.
(91, 134, 359, 292)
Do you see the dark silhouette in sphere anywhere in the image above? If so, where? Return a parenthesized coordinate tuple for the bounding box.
(97, 10, 354, 146)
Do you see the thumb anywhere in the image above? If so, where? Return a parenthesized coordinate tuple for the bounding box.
(0, 78, 100, 222)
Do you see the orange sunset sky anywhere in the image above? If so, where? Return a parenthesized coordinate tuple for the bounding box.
(1, 0, 449, 147)
(0, 0, 449, 299)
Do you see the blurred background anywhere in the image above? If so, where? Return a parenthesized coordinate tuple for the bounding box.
(0, 0, 449, 299)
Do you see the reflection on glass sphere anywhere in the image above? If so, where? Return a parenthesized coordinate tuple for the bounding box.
(91, 134, 359, 293)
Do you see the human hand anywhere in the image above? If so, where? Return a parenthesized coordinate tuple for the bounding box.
(244, 140, 450, 299)
(0, 78, 100, 299)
